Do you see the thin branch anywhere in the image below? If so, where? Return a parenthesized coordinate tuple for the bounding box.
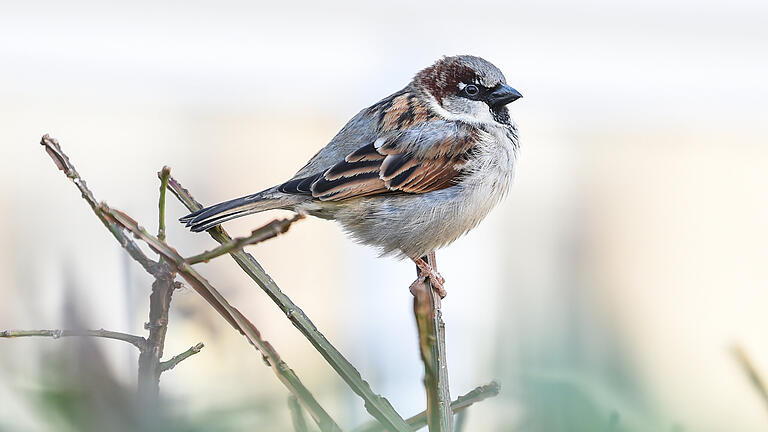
(40, 134, 159, 276)
(101, 205, 341, 432)
(104, 205, 239, 328)
(138, 262, 176, 399)
(0, 328, 147, 351)
(412, 252, 452, 431)
(160, 342, 204, 372)
(38, 137, 336, 429)
(185, 214, 303, 265)
(137, 166, 178, 401)
(158, 166, 171, 241)
(288, 395, 310, 432)
(355, 381, 500, 432)
(166, 175, 411, 432)
(443, 382, 499, 418)
(732, 345, 768, 414)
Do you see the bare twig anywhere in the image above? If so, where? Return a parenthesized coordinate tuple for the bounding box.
(160, 342, 204, 372)
(40, 134, 159, 275)
(412, 252, 452, 431)
(102, 206, 341, 432)
(0, 328, 147, 351)
(158, 166, 171, 242)
(166, 175, 411, 432)
(39, 136, 338, 430)
(356, 381, 500, 432)
(137, 166, 178, 401)
(288, 395, 310, 432)
(732, 345, 768, 414)
(104, 206, 239, 329)
(138, 262, 176, 399)
(185, 214, 303, 265)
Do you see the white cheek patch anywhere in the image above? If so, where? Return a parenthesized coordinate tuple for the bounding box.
(425, 93, 499, 127)
(468, 100, 496, 124)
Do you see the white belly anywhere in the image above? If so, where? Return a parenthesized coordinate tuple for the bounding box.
(316, 127, 517, 258)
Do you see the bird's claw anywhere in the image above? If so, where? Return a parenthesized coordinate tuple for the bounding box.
(427, 273, 447, 298)
(412, 257, 447, 298)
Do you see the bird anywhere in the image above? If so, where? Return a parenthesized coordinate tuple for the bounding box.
(180, 55, 522, 297)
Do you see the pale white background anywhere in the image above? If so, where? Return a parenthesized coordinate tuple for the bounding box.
(1, 1, 767, 430)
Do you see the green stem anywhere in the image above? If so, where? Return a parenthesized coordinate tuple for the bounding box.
(158, 166, 170, 241)
(166, 175, 411, 432)
(39, 135, 339, 432)
(413, 252, 452, 432)
(185, 214, 302, 264)
(355, 381, 500, 432)
(103, 205, 341, 432)
(160, 342, 204, 372)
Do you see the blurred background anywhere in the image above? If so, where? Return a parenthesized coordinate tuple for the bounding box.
(1, 0, 767, 430)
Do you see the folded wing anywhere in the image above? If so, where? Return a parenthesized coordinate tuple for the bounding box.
(278, 120, 478, 201)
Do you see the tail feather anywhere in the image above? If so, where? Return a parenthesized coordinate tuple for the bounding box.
(188, 207, 260, 232)
(180, 189, 297, 232)
(182, 194, 260, 227)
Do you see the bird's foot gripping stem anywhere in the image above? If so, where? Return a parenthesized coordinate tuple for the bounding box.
(410, 256, 446, 298)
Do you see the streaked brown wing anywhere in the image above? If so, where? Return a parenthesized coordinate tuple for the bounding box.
(287, 121, 478, 202)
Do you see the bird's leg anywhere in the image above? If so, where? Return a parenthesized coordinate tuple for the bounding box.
(411, 254, 446, 298)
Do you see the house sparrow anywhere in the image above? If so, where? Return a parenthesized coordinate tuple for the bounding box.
(181, 55, 522, 296)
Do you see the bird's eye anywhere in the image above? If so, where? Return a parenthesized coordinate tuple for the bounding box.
(464, 84, 479, 96)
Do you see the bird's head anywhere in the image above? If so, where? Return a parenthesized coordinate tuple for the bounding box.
(414, 55, 522, 125)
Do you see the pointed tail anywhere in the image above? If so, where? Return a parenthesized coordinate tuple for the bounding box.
(180, 189, 295, 232)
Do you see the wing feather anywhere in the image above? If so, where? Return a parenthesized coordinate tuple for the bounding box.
(279, 103, 478, 202)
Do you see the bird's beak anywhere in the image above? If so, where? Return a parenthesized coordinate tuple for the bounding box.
(488, 84, 523, 107)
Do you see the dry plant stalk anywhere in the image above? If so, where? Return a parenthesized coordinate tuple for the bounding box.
(137, 262, 176, 399)
(2, 134, 503, 432)
(29, 135, 340, 431)
(103, 204, 340, 431)
(356, 381, 500, 432)
(138, 167, 177, 399)
(3, 145, 197, 405)
(165, 175, 412, 431)
(160, 342, 205, 371)
(0, 329, 147, 350)
(411, 252, 453, 432)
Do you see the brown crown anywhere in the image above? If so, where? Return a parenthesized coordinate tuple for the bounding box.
(414, 57, 477, 104)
